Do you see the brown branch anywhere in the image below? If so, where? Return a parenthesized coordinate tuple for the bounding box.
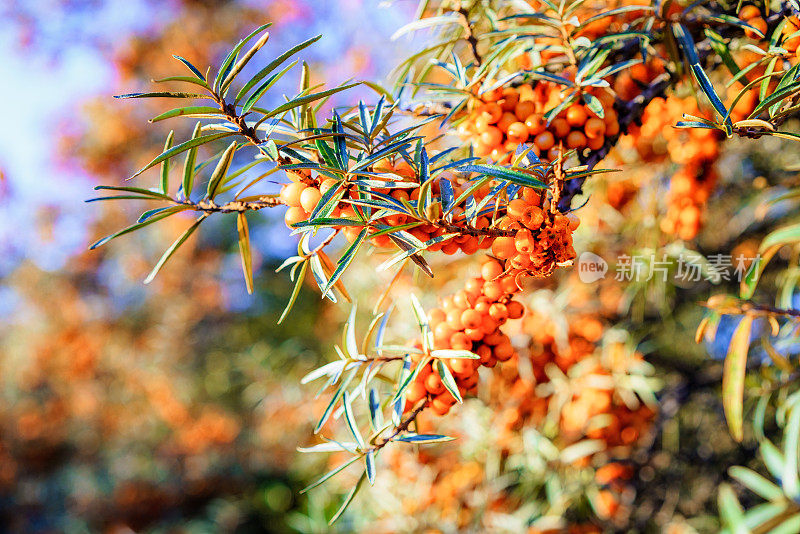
(372, 401, 428, 450)
(457, 6, 482, 66)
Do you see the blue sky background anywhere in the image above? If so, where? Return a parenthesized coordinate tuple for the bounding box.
(0, 0, 417, 277)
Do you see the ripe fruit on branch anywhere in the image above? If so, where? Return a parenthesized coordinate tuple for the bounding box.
(458, 79, 618, 164)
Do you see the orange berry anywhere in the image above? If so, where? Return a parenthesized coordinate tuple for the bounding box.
(506, 122, 529, 143)
(506, 300, 524, 319)
(284, 206, 307, 228)
(500, 87, 519, 111)
(450, 332, 472, 351)
(299, 187, 322, 212)
(491, 236, 517, 259)
(489, 303, 508, 323)
(494, 342, 514, 362)
(406, 381, 427, 403)
(551, 118, 570, 138)
(434, 322, 456, 343)
(430, 397, 451, 416)
(534, 131, 555, 151)
(449, 358, 474, 377)
(461, 308, 483, 330)
(425, 373, 445, 395)
(320, 178, 339, 196)
(515, 229, 535, 253)
(280, 182, 307, 207)
(525, 114, 546, 136)
(446, 308, 465, 330)
(584, 117, 606, 139)
(481, 126, 504, 147)
(479, 103, 503, 124)
(483, 280, 504, 300)
(566, 130, 587, 149)
(566, 105, 588, 127)
(507, 199, 528, 220)
(745, 17, 767, 39)
(515, 100, 535, 121)
(429, 308, 446, 327)
(497, 111, 517, 132)
(481, 259, 504, 280)
(587, 134, 605, 150)
(739, 5, 760, 20)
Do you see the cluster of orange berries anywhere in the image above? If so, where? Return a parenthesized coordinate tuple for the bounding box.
(280, 158, 501, 253)
(739, 5, 769, 40)
(457, 80, 619, 164)
(613, 56, 666, 102)
(488, 188, 579, 277)
(621, 95, 721, 240)
(404, 258, 526, 416)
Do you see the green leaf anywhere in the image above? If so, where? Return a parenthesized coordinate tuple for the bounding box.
(92, 185, 172, 201)
(462, 164, 548, 189)
(278, 261, 307, 325)
(214, 23, 272, 92)
(729, 466, 784, 501)
(365, 450, 376, 486)
(435, 359, 462, 404)
(172, 55, 206, 80)
(300, 454, 360, 494)
(132, 132, 235, 178)
(783, 404, 800, 498)
(205, 141, 238, 199)
(237, 212, 254, 294)
(160, 130, 174, 194)
(181, 122, 203, 198)
(321, 227, 367, 299)
(718, 484, 748, 534)
(235, 35, 322, 104)
(395, 433, 455, 444)
(328, 471, 366, 524)
(344, 304, 359, 359)
(672, 23, 732, 135)
(261, 83, 360, 120)
(150, 106, 221, 123)
(115, 92, 208, 99)
(88, 206, 187, 249)
(723, 315, 754, 442)
(241, 59, 299, 113)
(144, 214, 207, 284)
(342, 391, 365, 449)
(220, 29, 272, 94)
(766, 513, 800, 534)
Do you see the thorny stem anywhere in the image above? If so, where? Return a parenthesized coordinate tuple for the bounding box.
(372, 401, 428, 451)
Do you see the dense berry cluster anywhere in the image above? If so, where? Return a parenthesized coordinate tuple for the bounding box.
(404, 195, 579, 416)
(405, 258, 526, 416)
(621, 95, 722, 240)
(457, 79, 619, 163)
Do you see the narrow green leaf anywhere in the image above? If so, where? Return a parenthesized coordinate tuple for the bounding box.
(160, 130, 174, 194)
(150, 106, 221, 123)
(144, 214, 206, 284)
(436, 359, 462, 404)
(181, 122, 203, 198)
(723, 315, 754, 442)
(300, 455, 360, 494)
(365, 450, 376, 486)
(132, 132, 235, 178)
(328, 471, 366, 524)
(241, 59, 299, 113)
(278, 261, 308, 324)
(237, 212, 254, 294)
(205, 141, 238, 199)
(235, 35, 322, 104)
